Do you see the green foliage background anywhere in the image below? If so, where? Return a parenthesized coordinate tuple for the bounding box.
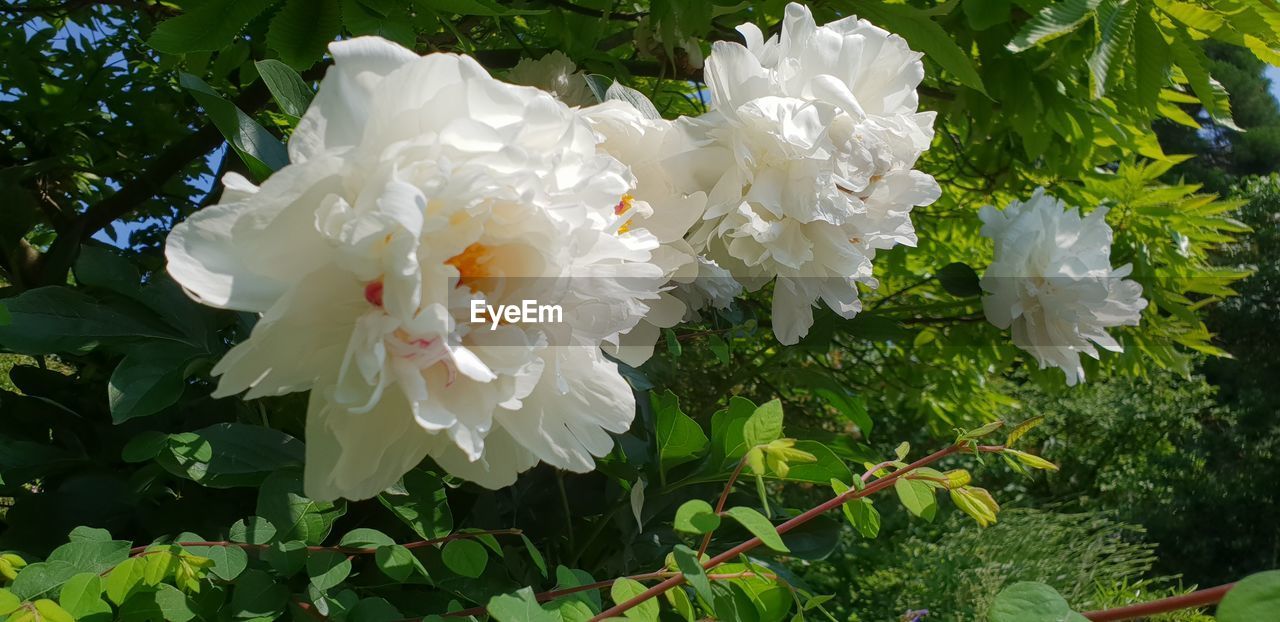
(1, 0, 1279, 620)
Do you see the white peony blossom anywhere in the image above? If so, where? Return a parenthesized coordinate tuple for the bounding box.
(689, 1, 939, 345)
(579, 99, 710, 365)
(166, 37, 665, 500)
(979, 188, 1147, 386)
(672, 256, 744, 321)
(505, 51, 596, 107)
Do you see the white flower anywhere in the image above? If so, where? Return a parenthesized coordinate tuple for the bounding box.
(689, 2, 938, 345)
(166, 37, 665, 500)
(979, 188, 1147, 386)
(505, 51, 596, 107)
(672, 256, 743, 321)
(580, 98, 711, 366)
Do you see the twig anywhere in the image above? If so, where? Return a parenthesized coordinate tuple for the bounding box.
(436, 571, 773, 619)
(697, 452, 752, 557)
(1079, 583, 1235, 622)
(590, 443, 1006, 621)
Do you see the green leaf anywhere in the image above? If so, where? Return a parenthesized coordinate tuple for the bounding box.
(378, 469, 453, 539)
(254, 59, 314, 117)
(710, 396, 758, 467)
(1087, 0, 1140, 98)
(673, 499, 721, 534)
(373, 545, 417, 582)
(610, 577, 659, 622)
(708, 334, 730, 364)
(671, 545, 714, 604)
(46, 538, 130, 575)
(267, 0, 343, 69)
(179, 73, 289, 179)
(652, 390, 710, 477)
(339, 0, 415, 46)
(9, 561, 80, 601)
(1217, 570, 1280, 622)
(26, 600, 75, 622)
(988, 581, 1081, 622)
(831, 480, 880, 538)
(1157, 0, 1225, 32)
(181, 544, 248, 581)
(153, 585, 198, 622)
(159, 423, 305, 488)
(146, 0, 276, 54)
(257, 470, 346, 544)
(964, 0, 1011, 31)
(1007, 0, 1103, 52)
(229, 516, 278, 545)
(104, 558, 145, 606)
(441, 539, 487, 578)
(338, 528, 395, 549)
(1170, 32, 1242, 130)
(742, 399, 784, 448)
(768, 441, 853, 484)
(348, 597, 403, 622)
(307, 550, 352, 591)
(262, 540, 307, 576)
(521, 535, 548, 579)
(723, 507, 789, 553)
(109, 342, 198, 422)
(664, 327, 683, 356)
(0, 287, 182, 355)
(228, 569, 289, 619)
(121, 431, 169, 463)
(486, 587, 558, 622)
(424, 0, 547, 16)
(857, 1, 987, 93)
(938, 262, 982, 297)
(894, 478, 938, 521)
(57, 573, 110, 621)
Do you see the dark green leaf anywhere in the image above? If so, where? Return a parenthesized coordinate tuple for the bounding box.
(374, 545, 416, 582)
(0, 287, 182, 355)
(179, 73, 289, 179)
(229, 516, 278, 545)
(671, 545, 713, 604)
(147, 0, 277, 54)
(1218, 570, 1280, 622)
(159, 423, 305, 488)
(378, 469, 453, 539)
(257, 470, 346, 544)
(937, 262, 982, 297)
(441, 539, 487, 578)
(109, 342, 199, 422)
(254, 59, 314, 117)
(267, 0, 342, 69)
(307, 550, 352, 591)
(652, 390, 709, 476)
(229, 569, 289, 619)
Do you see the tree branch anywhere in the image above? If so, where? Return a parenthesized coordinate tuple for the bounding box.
(589, 443, 1006, 621)
(1079, 583, 1235, 621)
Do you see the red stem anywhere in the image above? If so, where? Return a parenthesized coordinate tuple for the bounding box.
(697, 453, 752, 558)
(437, 571, 771, 619)
(1079, 583, 1235, 621)
(590, 443, 1001, 621)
